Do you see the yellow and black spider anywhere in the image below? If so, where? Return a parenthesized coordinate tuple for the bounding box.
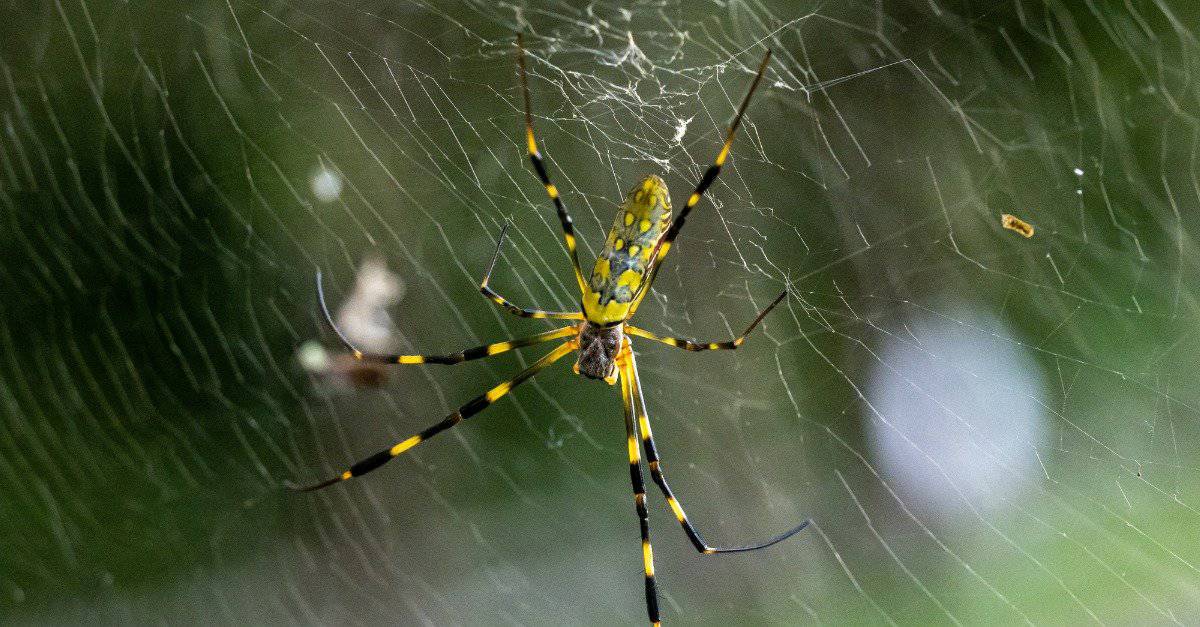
(291, 35, 809, 625)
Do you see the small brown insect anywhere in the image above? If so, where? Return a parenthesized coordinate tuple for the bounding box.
(1001, 213, 1035, 238)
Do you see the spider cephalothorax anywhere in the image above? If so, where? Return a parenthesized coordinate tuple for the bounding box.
(574, 322, 623, 381)
(293, 36, 808, 626)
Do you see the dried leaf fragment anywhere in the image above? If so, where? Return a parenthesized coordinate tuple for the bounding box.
(1001, 214, 1034, 238)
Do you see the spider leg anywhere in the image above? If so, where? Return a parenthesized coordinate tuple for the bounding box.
(628, 49, 772, 318)
(317, 270, 577, 363)
(618, 340, 661, 626)
(516, 34, 589, 298)
(622, 347, 810, 554)
(288, 341, 577, 491)
(625, 290, 786, 351)
(479, 222, 584, 320)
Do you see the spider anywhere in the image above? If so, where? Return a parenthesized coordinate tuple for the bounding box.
(291, 35, 810, 625)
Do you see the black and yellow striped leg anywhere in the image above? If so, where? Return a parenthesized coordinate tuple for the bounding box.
(619, 346, 661, 626)
(317, 270, 577, 363)
(628, 49, 773, 317)
(626, 290, 786, 351)
(516, 34, 589, 297)
(288, 341, 577, 492)
(624, 348, 810, 554)
(479, 222, 584, 321)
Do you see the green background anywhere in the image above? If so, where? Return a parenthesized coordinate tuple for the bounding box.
(3, 0, 1199, 624)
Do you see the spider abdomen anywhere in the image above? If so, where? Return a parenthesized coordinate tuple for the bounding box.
(583, 175, 672, 325)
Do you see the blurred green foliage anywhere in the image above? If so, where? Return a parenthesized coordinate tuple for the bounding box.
(2, 1, 1199, 623)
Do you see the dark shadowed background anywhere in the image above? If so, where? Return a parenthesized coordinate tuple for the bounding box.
(3, 0, 1200, 624)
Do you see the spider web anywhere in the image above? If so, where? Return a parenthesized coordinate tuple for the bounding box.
(3, 0, 1200, 623)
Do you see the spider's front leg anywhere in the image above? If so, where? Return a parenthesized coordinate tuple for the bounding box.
(627, 48, 773, 318)
(517, 34, 590, 298)
(478, 222, 583, 321)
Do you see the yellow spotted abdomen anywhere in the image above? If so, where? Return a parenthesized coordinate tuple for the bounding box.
(583, 175, 672, 325)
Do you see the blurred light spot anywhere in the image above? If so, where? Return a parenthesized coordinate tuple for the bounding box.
(864, 310, 1049, 516)
(297, 340, 329, 373)
(310, 167, 343, 202)
(1073, 167, 1084, 176)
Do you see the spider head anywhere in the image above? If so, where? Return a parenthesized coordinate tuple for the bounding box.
(574, 322, 622, 384)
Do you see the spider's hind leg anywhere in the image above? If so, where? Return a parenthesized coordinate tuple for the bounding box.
(623, 346, 810, 555)
(289, 340, 578, 491)
(618, 342, 662, 625)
